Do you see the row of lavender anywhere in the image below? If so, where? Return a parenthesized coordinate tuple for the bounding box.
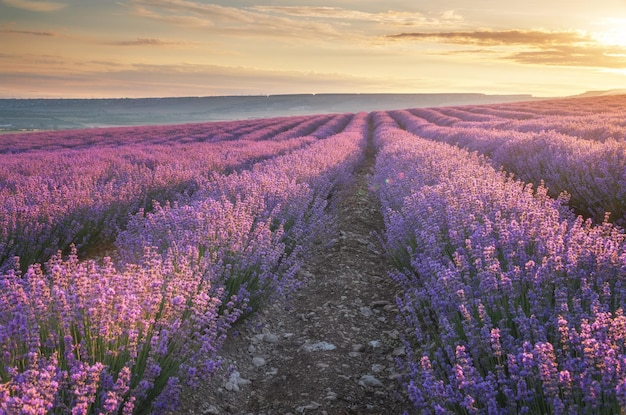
(0, 113, 368, 413)
(390, 108, 626, 226)
(372, 112, 626, 414)
(422, 95, 626, 142)
(0, 113, 353, 272)
(0, 114, 326, 154)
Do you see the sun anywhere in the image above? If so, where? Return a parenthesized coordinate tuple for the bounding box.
(593, 19, 626, 48)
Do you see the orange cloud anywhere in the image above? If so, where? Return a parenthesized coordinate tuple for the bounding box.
(510, 46, 626, 68)
(0, 55, 390, 98)
(1, 28, 56, 36)
(128, 0, 340, 38)
(386, 29, 590, 46)
(106, 37, 183, 46)
(386, 29, 626, 68)
(250, 6, 465, 29)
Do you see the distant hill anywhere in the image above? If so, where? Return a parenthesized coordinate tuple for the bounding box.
(574, 89, 626, 98)
(0, 93, 535, 132)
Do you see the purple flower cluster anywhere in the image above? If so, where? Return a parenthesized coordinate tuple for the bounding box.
(390, 99, 626, 225)
(0, 113, 353, 272)
(1, 247, 239, 414)
(0, 114, 335, 154)
(372, 113, 626, 414)
(0, 112, 366, 413)
(458, 96, 626, 141)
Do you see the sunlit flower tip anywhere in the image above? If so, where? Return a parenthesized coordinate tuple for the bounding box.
(490, 328, 502, 355)
(102, 391, 121, 413)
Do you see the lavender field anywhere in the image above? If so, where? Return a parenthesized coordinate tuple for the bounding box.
(2, 94, 626, 414)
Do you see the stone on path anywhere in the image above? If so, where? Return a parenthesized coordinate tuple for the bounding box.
(302, 341, 336, 352)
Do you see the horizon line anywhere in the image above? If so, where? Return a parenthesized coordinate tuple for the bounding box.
(0, 91, 546, 100)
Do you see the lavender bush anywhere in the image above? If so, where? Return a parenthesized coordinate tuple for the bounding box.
(391, 106, 626, 225)
(0, 112, 366, 413)
(1, 246, 242, 414)
(372, 114, 626, 414)
(0, 113, 354, 271)
(117, 112, 369, 312)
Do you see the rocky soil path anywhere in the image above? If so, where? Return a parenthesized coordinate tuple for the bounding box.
(181, 135, 415, 414)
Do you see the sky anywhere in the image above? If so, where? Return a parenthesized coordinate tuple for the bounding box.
(1, 0, 626, 98)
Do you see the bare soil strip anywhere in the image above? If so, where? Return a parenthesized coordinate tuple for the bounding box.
(181, 134, 414, 414)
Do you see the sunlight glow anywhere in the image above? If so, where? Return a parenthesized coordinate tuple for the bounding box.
(593, 19, 626, 47)
(600, 67, 626, 76)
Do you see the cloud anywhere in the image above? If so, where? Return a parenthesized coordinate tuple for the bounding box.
(1, 0, 66, 12)
(130, 0, 256, 24)
(0, 59, 392, 97)
(1, 28, 56, 36)
(251, 6, 462, 27)
(386, 29, 591, 46)
(510, 45, 626, 68)
(386, 29, 626, 69)
(0, 52, 68, 68)
(128, 0, 458, 40)
(106, 37, 182, 46)
(252, 6, 408, 22)
(127, 0, 340, 38)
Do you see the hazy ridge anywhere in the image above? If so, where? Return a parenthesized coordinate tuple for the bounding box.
(0, 93, 534, 132)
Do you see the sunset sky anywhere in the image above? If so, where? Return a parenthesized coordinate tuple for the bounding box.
(1, 0, 626, 98)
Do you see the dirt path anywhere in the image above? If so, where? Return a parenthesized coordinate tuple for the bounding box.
(181, 134, 414, 414)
